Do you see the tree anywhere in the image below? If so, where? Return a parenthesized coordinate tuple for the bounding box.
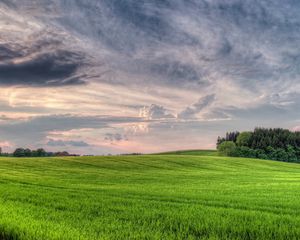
(287, 145, 297, 162)
(217, 136, 225, 148)
(217, 141, 237, 156)
(274, 148, 289, 162)
(36, 148, 46, 157)
(55, 151, 70, 156)
(265, 146, 276, 160)
(13, 148, 25, 157)
(24, 148, 32, 157)
(236, 132, 252, 147)
(31, 150, 38, 157)
(217, 128, 300, 162)
(226, 132, 240, 142)
(256, 149, 268, 160)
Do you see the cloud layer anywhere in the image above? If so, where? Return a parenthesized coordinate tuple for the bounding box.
(0, 1, 299, 153)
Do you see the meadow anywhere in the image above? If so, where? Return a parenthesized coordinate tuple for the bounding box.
(0, 153, 300, 239)
(154, 149, 218, 156)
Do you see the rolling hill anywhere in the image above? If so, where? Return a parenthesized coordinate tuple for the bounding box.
(155, 149, 218, 156)
(0, 153, 299, 239)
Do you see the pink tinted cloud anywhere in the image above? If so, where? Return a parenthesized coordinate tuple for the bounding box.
(292, 126, 300, 131)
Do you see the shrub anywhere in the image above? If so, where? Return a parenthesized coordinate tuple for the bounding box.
(274, 148, 289, 162)
(217, 141, 237, 156)
(256, 149, 268, 160)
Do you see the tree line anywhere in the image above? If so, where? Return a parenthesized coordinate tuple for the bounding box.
(217, 128, 300, 162)
(0, 148, 79, 158)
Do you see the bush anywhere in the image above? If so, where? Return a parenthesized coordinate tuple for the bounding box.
(217, 141, 237, 156)
(256, 149, 268, 160)
(274, 148, 289, 162)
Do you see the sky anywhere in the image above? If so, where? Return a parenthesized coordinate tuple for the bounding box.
(0, 0, 299, 154)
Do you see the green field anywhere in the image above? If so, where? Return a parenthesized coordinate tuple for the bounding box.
(155, 149, 218, 156)
(0, 154, 300, 239)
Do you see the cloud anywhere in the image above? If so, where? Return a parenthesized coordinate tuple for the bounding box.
(149, 59, 204, 86)
(0, 1, 300, 153)
(292, 126, 300, 132)
(225, 102, 300, 122)
(0, 44, 21, 60)
(47, 139, 90, 147)
(0, 141, 13, 148)
(139, 104, 175, 120)
(0, 4, 94, 87)
(0, 114, 141, 147)
(178, 94, 216, 119)
(3, 0, 300, 91)
(0, 50, 87, 86)
(202, 110, 231, 121)
(0, 115, 16, 121)
(104, 133, 128, 143)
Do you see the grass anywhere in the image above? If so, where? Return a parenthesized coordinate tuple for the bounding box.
(0, 153, 300, 239)
(155, 149, 218, 156)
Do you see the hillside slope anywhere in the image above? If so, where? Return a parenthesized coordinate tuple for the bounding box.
(0, 155, 299, 239)
(154, 149, 218, 156)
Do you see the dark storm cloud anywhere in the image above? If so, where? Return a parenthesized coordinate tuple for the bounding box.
(0, 50, 86, 86)
(4, 0, 300, 89)
(0, 2, 92, 87)
(0, 44, 22, 60)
